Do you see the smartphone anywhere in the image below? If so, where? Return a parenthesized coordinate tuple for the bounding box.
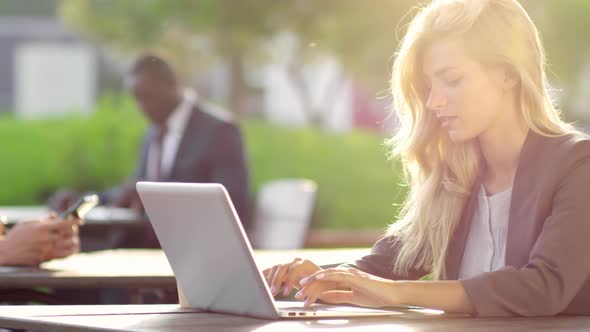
(0, 195, 100, 234)
(58, 194, 100, 221)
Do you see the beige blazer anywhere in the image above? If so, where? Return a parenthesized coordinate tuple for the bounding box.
(351, 131, 590, 316)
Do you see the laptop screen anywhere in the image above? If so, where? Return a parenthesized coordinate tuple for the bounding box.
(137, 181, 279, 319)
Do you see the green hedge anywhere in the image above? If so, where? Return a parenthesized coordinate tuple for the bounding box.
(0, 97, 406, 230)
(0, 95, 145, 205)
(245, 121, 406, 230)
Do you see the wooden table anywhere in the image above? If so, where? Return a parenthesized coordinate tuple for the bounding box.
(0, 206, 386, 249)
(0, 248, 370, 289)
(0, 304, 589, 332)
(0, 206, 139, 225)
(0, 248, 368, 304)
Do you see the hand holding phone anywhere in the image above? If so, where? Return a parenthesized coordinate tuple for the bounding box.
(58, 194, 100, 222)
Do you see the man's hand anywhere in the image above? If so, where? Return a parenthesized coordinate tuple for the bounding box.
(44, 214, 80, 261)
(0, 214, 80, 266)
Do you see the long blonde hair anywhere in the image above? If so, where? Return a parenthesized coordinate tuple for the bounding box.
(387, 0, 578, 279)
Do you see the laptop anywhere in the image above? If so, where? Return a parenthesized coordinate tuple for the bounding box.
(136, 181, 445, 320)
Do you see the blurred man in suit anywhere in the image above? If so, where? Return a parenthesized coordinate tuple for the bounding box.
(52, 53, 252, 248)
(115, 54, 252, 247)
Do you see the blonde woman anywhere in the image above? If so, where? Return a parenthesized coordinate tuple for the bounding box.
(264, 0, 590, 317)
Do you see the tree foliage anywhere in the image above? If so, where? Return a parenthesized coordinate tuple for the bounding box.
(59, 0, 590, 118)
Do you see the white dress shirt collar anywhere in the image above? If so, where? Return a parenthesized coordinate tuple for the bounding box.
(147, 87, 196, 180)
(166, 88, 197, 134)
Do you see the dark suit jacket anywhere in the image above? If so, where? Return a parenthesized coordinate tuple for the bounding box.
(108, 102, 251, 245)
(350, 131, 590, 317)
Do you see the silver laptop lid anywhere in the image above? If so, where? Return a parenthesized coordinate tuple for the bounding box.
(136, 182, 279, 319)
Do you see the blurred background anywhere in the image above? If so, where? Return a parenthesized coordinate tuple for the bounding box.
(0, 0, 589, 242)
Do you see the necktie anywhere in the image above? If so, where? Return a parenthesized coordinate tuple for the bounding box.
(153, 126, 167, 181)
(146, 125, 168, 247)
